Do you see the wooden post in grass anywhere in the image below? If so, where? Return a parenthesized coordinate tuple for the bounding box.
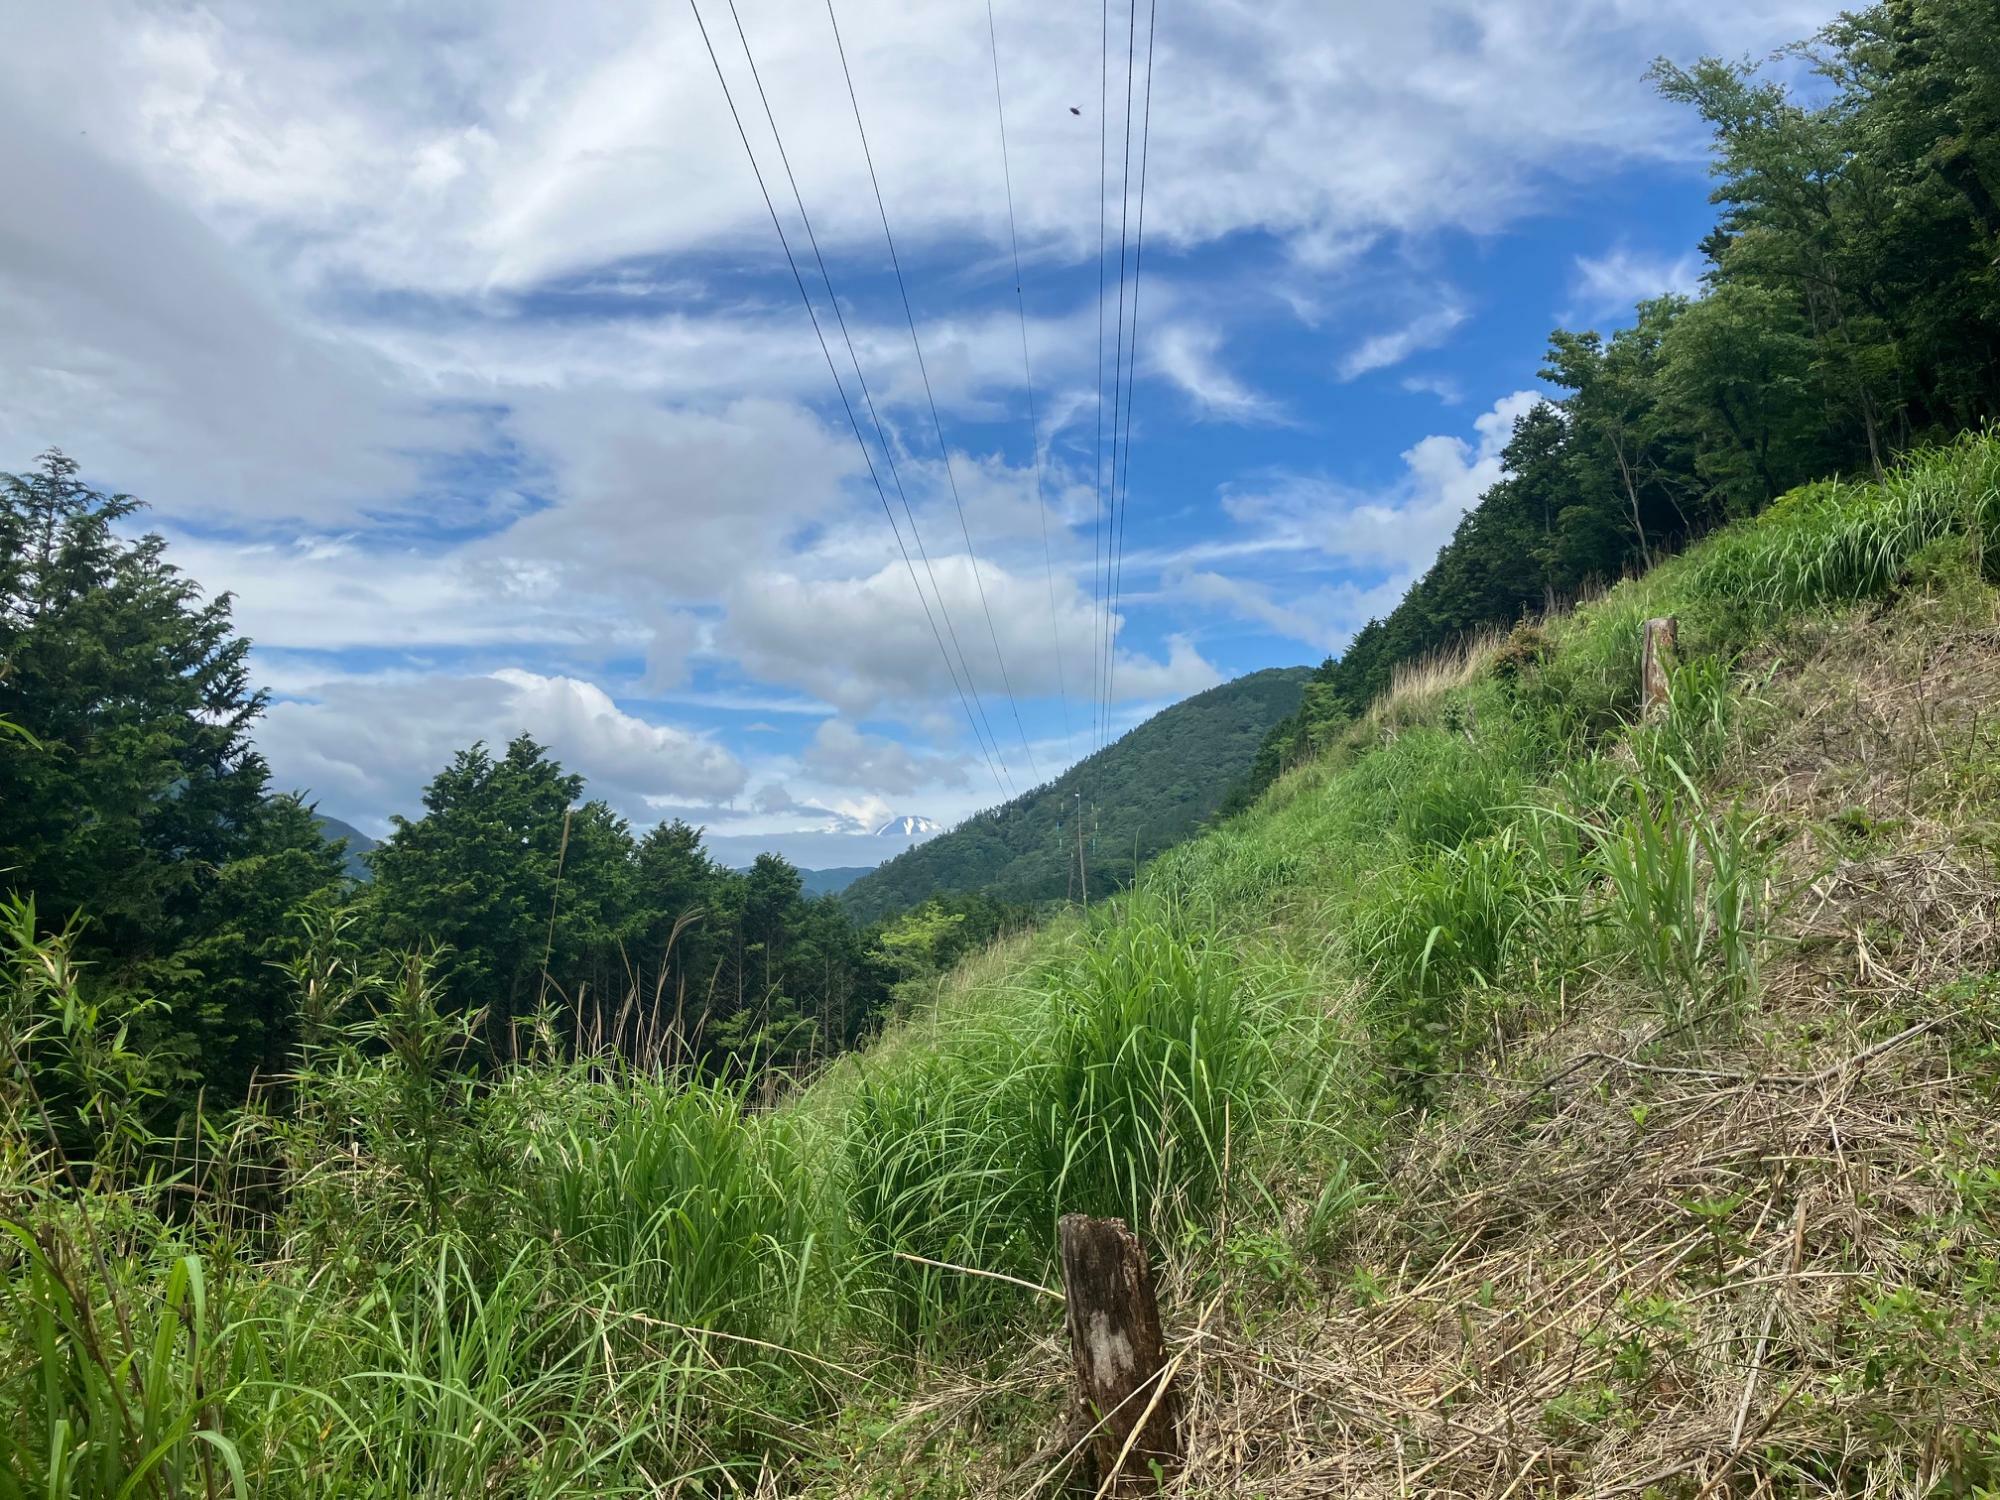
(1058, 1214, 1180, 1494)
(1642, 616, 1677, 718)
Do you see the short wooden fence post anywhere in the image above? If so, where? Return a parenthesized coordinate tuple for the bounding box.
(1058, 1213, 1180, 1494)
(1642, 616, 1678, 718)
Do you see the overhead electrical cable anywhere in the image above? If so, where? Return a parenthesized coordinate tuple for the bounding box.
(1090, 0, 1112, 753)
(978, 0, 1074, 766)
(1100, 0, 1140, 749)
(1096, 0, 1112, 752)
(719, 0, 1016, 793)
(685, 0, 1009, 796)
(819, 0, 1044, 785)
(1104, 0, 1156, 723)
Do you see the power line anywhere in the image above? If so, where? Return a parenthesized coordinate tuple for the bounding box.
(685, 0, 1008, 797)
(1100, 0, 1139, 749)
(719, 0, 1014, 793)
(817, 0, 1042, 787)
(981, 0, 1073, 766)
(1104, 0, 1157, 726)
(1090, 0, 1112, 752)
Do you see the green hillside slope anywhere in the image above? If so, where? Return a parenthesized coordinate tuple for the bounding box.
(801, 430, 2000, 1490)
(840, 665, 1309, 922)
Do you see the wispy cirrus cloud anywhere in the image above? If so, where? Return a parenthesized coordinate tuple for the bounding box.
(1338, 301, 1469, 381)
(1148, 322, 1287, 424)
(1567, 246, 1703, 322)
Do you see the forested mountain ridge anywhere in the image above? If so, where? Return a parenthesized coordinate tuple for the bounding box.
(314, 815, 377, 881)
(839, 665, 1309, 922)
(1242, 2, 2000, 800)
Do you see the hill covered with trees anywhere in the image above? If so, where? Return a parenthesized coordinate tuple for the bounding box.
(1242, 0, 2000, 799)
(839, 665, 1310, 922)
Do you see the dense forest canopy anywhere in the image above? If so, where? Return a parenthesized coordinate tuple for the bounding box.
(1241, 0, 2000, 798)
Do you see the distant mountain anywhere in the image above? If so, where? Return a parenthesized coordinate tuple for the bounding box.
(840, 666, 1311, 923)
(874, 815, 942, 838)
(314, 814, 378, 881)
(798, 865, 875, 898)
(730, 864, 875, 896)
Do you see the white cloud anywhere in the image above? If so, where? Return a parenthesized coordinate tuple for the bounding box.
(1401, 373, 1464, 405)
(258, 667, 745, 828)
(1222, 389, 1546, 573)
(1148, 323, 1284, 423)
(1169, 570, 1409, 654)
(1568, 247, 1703, 321)
(161, 530, 641, 655)
(1338, 302, 1468, 381)
(0, 0, 1840, 828)
(493, 394, 858, 594)
(10, 1, 1823, 297)
(0, 97, 467, 526)
(802, 719, 971, 797)
(721, 554, 1217, 718)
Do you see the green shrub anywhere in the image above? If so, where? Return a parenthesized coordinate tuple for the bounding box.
(1034, 912, 1271, 1241)
(1584, 772, 1763, 1022)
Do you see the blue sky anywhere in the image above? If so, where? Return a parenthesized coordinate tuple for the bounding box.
(0, 0, 1832, 867)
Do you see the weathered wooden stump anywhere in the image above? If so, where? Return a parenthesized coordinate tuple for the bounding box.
(1058, 1214, 1180, 1494)
(1642, 616, 1678, 718)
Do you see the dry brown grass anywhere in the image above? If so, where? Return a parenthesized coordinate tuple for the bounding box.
(1368, 629, 1510, 736)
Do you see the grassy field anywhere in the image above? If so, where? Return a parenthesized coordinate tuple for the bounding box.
(7, 433, 2000, 1495)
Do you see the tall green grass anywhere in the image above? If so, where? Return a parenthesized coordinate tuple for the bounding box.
(1687, 430, 2000, 639)
(841, 907, 1304, 1340)
(1584, 772, 1763, 1023)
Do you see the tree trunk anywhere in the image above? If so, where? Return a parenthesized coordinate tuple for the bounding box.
(1612, 432, 1653, 569)
(1058, 1214, 1180, 1494)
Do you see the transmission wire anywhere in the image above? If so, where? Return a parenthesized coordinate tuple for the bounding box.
(981, 0, 1073, 766)
(1104, 0, 1157, 724)
(685, 0, 1008, 795)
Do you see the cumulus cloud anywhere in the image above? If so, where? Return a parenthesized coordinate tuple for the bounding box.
(259, 667, 745, 829)
(1221, 389, 1547, 573)
(803, 719, 971, 797)
(722, 555, 1218, 717)
(493, 394, 858, 593)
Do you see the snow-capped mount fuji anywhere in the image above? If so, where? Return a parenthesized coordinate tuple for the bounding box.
(874, 815, 942, 839)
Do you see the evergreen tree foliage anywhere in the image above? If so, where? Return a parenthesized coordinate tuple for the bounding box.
(0, 451, 342, 1102)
